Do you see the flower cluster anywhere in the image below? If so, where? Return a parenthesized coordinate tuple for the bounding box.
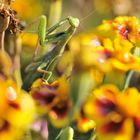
(67, 16, 140, 139)
(0, 78, 35, 140)
(84, 85, 140, 140)
(30, 77, 71, 128)
(70, 16, 140, 72)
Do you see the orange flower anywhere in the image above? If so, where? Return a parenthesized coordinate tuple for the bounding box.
(30, 77, 71, 128)
(0, 79, 35, 140)
(11, 0, 43, 21)
(0, 51, 12, 78)
(70, 33, 140, 72)
(84, 85, 140, 140)
(76, 108, 95, 133)
(97, 16, 140, 46)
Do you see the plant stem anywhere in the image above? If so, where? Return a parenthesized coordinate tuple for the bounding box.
(0, 16, 10, 51)
(124, 47, 140, 90)
(123, 71, 134, 90)
(24, 130, 32, 140)
(47, 0, 62, 27)
(13, 34, 23, 89)
(0, 31, 5, 51)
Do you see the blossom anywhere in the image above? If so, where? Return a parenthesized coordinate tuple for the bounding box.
(30, 77, 71, 128)
(56, 51, 73, 76)
(20, 33, 38, 48)
(11, 0, 43, 21)
(84, 85, 140, 140)
(0, 51, 12, 78)
(97, 16, 140, 46)
(0, 79, 35, 140)
(70, 33, 140, 72)
(76, 108, 95, 133)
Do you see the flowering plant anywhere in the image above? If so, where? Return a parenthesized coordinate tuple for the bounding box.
(1, 0, 140, 140)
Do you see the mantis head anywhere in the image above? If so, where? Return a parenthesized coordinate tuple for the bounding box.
(68, 16, 80, 28)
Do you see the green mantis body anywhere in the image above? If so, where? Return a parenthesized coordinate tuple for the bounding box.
(22, 16, 79, 90)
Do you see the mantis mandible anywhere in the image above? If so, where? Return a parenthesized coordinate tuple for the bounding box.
(22, 16, 79, 90)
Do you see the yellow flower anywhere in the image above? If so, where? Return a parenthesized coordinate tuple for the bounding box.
(56, 51, 73, 77)
(97, 16, 140, 46)
(110, 51, 140, 71)
(0, 79, 35, 140)
(70, 32, 140, 72)
(30, 76, 71, 128)
(84, 85, 140, 140)
(90, 69, 104, 86)
(0, 51, 12, 78)
(11, 0, 43, 21)
(70, 33, 103, 54)
(70, 33, 111, 71)
(84, 85, 119, 118)
(20, 33, 38, 48)
(77, 117, 95, 133)
(75, 108, 95, 133)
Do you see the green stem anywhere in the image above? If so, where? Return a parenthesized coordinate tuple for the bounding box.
(55, 129, 63, 140)
(103, 71, 125, 90)
(56, 127, 74, 140)
(0, 31, 5, 52)
(0, 16, 10, 51)
(123, 71, 134, 90)
(24, 130, 32, 140)
(124, 47, 140, 90)
(89, 133, 97, 140)
(133, 47, 140, 57)
(13, 35, 23, 89)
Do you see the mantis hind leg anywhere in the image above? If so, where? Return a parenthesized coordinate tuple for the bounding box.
(37, 62, 52, 81)
(32, 37, 40, 61)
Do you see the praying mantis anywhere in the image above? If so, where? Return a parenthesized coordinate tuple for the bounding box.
(22, 15, 79, 90)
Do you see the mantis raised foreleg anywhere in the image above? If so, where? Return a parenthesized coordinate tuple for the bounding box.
(37, 15, 79, 46)
(22, 16, 79, 90)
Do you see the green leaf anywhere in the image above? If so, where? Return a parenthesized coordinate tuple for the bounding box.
(58, 127, 74, 140)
